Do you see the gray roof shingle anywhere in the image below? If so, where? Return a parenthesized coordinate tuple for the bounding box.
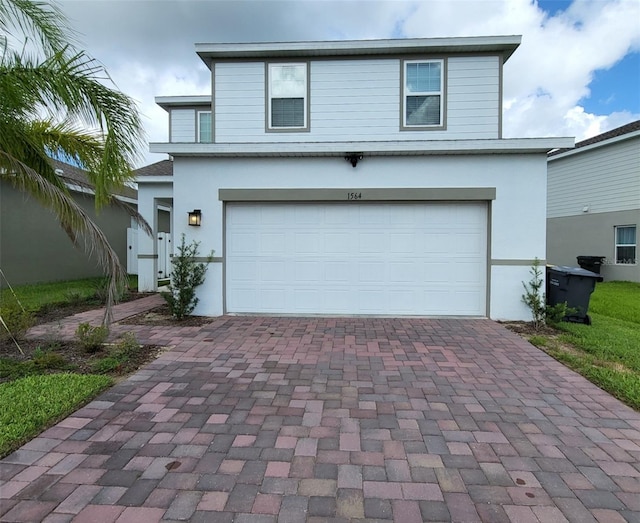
(549, 119, 640, 157)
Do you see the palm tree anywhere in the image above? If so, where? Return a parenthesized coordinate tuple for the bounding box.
(0, 0, 149, 325)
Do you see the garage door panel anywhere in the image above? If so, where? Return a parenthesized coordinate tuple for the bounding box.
(388, 261, 419, 283)
(455, 260, 485, 282)
(388, 289, 417, 313)
(454, 290, 485, 313)
(324, 261, 350, 282)
(389, 233, 416, 253)
(229, 232, 258, 254)
(260, 206, 287, 224)
(324, 289, 352, 312)
(260, 260, 286, 282)
(325, 233, 350, 254)
(359, 289, 386, 312)
(226, 202, 487, 316)
(230, 259, 258, 281)
(359, 206, 386, 225)
(261, 289, 287, 311)
(294, 232, 320, 254)
(358, 261, 386, 283)
(260, 233, 287, 254)
(294, 261, 322, 282)
(423, 233, 451, 254)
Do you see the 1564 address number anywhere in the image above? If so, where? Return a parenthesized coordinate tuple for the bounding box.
(347, 192, 362, 200)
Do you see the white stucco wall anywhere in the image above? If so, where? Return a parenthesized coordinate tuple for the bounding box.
(163, 153, 546, 320)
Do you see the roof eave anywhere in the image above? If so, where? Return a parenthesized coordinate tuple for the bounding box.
(150, 137, 574, 157)
(548, 130, 640, 161)
(196, 35, 522, 68)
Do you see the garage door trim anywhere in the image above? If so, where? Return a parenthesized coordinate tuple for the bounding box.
(219, 187, 496, 202)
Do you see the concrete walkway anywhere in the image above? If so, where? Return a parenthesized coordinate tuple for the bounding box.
(1, 297, 639, 522)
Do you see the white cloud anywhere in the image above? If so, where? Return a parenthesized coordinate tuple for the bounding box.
(57, 0, 640, 165)
(401, 0, 640, 140)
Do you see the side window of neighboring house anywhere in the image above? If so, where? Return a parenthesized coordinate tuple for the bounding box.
(267, 63, 308, 131)
(402, 59, 445, 129)
(198, 111, 212, 143)
(615, 225, 636, 264)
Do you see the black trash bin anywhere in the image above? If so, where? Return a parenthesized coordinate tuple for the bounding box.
(576, 255, 606, 274)
(546, 265, 603, 325)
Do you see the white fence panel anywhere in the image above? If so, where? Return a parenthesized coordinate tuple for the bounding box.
(126, 229, 172, 280)
(157, 232, 172, 280)
(126, 228, 138, 275)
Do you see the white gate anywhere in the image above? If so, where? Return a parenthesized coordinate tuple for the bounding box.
(126, 229, 172, 280)
(127, 228, 138, 275)
(157, 232, 172, 280)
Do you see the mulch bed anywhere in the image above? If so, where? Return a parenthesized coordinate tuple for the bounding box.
(501, 321, 562, 336)
(119, 303, 217, 327)
(0, 295, 164, 382)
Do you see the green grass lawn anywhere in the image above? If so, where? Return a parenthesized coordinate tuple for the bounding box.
(541, 281, 640, 410)
(0, 374, 112, 456)
(0, 275, 138, 311)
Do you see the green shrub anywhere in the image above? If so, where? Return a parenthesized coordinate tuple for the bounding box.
(75, 322, 108, 353)
(115, 331, 140, 354)
(0, 358, 37, 380)
(522, 258, 546, 330)
(522, 259, 577, 329)
(0, 296, 34, 341)
(91, 332, 140, 375)
(32, 349, 69, 370)
(162, 234, 212, 320)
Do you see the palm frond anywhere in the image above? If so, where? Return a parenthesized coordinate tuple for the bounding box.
(0, 0, 70, 55)
(0, 50, 145, 204)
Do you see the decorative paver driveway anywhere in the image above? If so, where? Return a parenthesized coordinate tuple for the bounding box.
(2, 297, 640, 522)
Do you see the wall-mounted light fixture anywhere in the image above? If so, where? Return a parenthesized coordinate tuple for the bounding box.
(345, 153, 363, 168)
(188, 209, 202, 226)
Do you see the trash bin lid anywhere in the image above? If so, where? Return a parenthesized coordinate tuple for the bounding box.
(548, 265, 604, 281)
(576, 255, 606, 262)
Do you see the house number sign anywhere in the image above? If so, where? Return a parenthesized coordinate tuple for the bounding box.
(347, 192, 363, 200)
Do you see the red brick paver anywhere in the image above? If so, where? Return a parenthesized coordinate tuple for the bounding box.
(1, 297, 638, 521)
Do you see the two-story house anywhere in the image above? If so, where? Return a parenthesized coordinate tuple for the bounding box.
(137, 36, 572, 320)
(547, 120, 639, 282)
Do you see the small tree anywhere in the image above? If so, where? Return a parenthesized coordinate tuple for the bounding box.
(522, 258, 546, 330)
(162, 234, 212, 320)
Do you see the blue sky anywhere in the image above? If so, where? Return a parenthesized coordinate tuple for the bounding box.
(584, 52, 640, 115)
(538, 0, 640, 118)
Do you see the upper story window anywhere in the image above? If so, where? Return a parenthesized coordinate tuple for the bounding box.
(198, 111, 212, 142)
(267, 63, 308, 131)
(402, 59, 444, 129)
(615, 225, 636, 264)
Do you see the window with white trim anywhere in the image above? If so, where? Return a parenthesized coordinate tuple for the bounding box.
(198, 111, 212, 143)
(615, 225, 636, 264)
(403, 59, 444, 128)
(267, 63, 308, 130)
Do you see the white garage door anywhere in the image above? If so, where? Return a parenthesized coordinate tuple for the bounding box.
(226, 202, 487, 316)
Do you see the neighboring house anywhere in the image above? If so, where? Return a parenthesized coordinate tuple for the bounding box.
(0, 160, 137, 287)
(547, 120, 639, 282)
(138, 36, 572, 320)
